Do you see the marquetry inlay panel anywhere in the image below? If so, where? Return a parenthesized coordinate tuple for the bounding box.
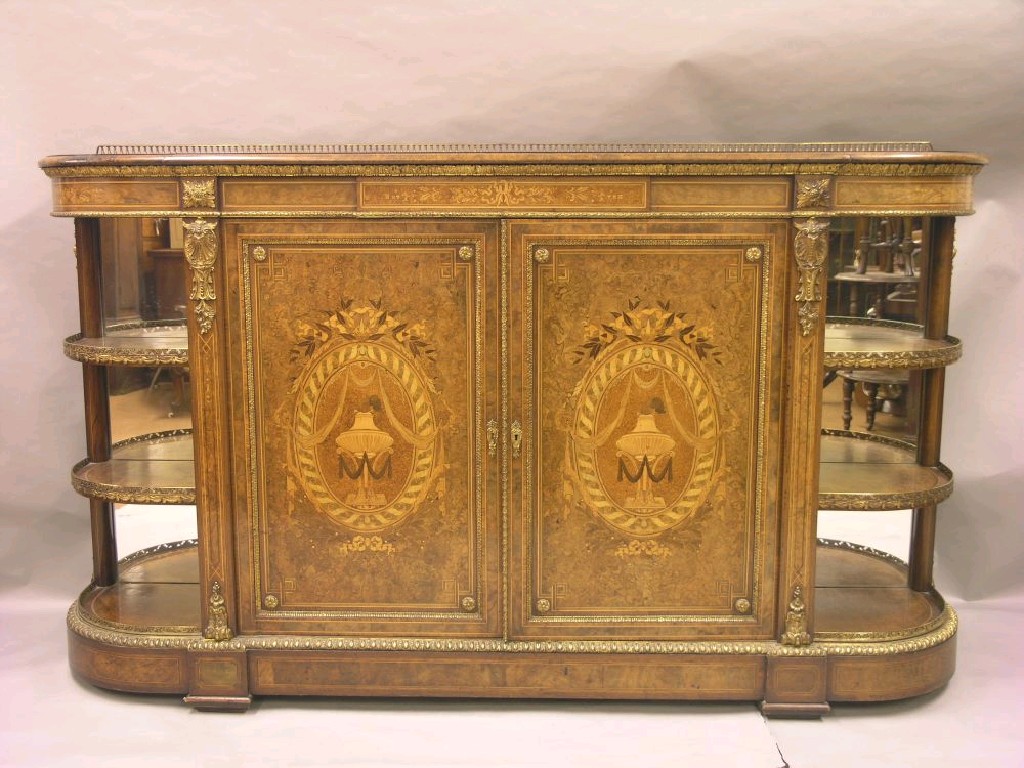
(228, 221, 500, 638)
(650, 178, 791, 211)
(221, 179, 358, 211)
(510, 220, 788, 641)
(833, 177, 973, 212)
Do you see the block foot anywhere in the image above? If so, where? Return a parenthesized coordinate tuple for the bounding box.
(760, 700, 830, 718)
(183, 694, 252, 712)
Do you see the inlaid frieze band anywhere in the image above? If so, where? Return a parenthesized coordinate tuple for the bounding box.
(360, 179, 648, 210)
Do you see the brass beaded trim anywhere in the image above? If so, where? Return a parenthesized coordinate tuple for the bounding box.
(90, 141, 938, 155)
(814, 539, 948, 642)
(66, 601, 957, 657)
(64, 333, 189, 366)
(118, 538, 199, 566)
(69, 537, 956, 655)
(816, 538, 910, 571)
(75, 599, 199, 636)
(824, 317, 963, 371)
(76, 540, 201, 635)
(48, 208, 980, 220)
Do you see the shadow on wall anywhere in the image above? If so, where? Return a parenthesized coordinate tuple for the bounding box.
(936, 469, 1024, 601)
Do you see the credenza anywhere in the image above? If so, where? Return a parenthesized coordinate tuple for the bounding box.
(42, 143, 985, 715)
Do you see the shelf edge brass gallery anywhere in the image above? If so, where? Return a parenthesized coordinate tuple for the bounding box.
(42, 143, 985, 716)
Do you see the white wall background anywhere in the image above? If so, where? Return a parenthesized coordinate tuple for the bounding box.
(1, 2, 1022, 766)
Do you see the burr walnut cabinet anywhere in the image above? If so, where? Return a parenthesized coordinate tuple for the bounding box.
(41, 143, 985, 716)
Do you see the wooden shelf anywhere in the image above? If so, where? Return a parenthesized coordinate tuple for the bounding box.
(818, 429, 953, 511)
(815, 540, 945, 640)
(833, 269, 919, 285)
(824, 317, 962, 370)
(71, 429, 195, 504)
(72, 539, 947, 645)
(64, 320, 188, 367)
(78, 541, 201, 633)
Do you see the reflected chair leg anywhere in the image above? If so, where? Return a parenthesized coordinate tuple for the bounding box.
(842, 376, 854, 431)
(865, 382, 879, 430)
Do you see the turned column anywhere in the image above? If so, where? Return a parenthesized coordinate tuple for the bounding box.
(909, 216, 954, 591)
(75, 217, 118, 586)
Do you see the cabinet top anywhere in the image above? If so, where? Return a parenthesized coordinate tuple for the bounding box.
(40, 142, 987, 218)
(40, 142, 987, 172)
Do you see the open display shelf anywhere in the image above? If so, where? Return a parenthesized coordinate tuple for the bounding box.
(70, 429, 195, 504)
(823, 317, 961, 370)
(818, 430, 953, 510)
(45, 143, 984, 715)
(63, 320, 189, 367)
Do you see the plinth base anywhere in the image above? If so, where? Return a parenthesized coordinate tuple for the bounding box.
(67, 540, 956, 715)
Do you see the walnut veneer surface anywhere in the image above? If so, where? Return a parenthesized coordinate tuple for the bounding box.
(44, 143, 985, 715)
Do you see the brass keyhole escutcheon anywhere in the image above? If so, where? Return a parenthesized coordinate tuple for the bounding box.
(511, 420, 523, 459)
(486, 419, 498, 457)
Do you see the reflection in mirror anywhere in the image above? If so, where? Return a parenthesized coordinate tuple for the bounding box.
(821, 216, 926, 443)
(100, 216, 187, 330)
(115, 504, 198, 563)
(92, 215, 196, 564)
(106, 360, 196, 559)
(108, 363, 191, 441)
(817, 510, 912, 563)
(819, 217, 924, 567)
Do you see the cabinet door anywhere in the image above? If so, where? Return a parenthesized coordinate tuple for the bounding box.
(509, 220, 789, 640)
(224, 220, 500, 637)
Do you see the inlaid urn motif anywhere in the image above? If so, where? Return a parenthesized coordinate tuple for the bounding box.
(289, 300, 444, 532)
(335, 411, 395, 510)
(564, 299, 723, 537)
(615, 413, 676, 512)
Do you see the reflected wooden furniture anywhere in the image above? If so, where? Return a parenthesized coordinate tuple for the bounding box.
(838, 369, 909, 431)
(42, 143, 985, 716)
(834, 217, 922, 321)
(833, 269, 920, 319)
(144, 247, 186, 320)
(139, 248, 189, 415)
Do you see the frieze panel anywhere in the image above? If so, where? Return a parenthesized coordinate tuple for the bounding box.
(359, 179, 648, 210)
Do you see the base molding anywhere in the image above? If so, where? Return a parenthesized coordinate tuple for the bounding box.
(67, 610, 957, 713)
(66, 538, 960, 715)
